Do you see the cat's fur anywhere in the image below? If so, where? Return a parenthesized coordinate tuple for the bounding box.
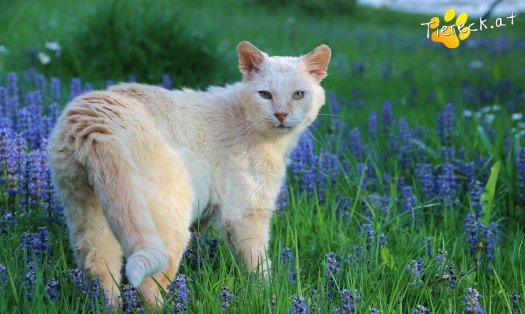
(48, 41, 330, 307)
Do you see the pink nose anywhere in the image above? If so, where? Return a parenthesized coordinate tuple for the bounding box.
(274, 112, 288, 124)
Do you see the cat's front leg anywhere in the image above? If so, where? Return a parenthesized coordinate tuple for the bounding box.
(223, 208, 272, 276)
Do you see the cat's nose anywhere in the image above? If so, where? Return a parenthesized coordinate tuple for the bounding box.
(274, 112, 288, 124)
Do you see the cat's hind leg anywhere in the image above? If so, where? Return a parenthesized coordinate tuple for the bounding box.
(62, 190, 124, 308)
(137, 145, 194, 308)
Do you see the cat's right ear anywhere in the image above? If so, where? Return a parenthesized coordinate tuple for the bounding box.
(237, 41, 265, 80)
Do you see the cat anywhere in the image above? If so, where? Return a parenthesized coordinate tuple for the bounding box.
(47, 41, 331, 308)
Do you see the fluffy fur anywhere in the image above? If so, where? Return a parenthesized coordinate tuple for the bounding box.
(47, 41, 331, 308)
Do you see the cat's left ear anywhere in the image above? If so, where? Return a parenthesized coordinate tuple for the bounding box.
(237, 41, 266, 80)
(302, 44, 331, 82)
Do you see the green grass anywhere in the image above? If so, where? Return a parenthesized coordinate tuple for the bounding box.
(1, 0, 525, 312)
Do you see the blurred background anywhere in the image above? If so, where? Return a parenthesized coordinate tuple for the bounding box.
(0, 0, 524, 132)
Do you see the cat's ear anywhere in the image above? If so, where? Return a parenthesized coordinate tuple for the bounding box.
(237, 41, 266, 80)
(302, 44, 331, 82)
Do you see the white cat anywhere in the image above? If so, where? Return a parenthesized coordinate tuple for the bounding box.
(47, 41, 331, 307)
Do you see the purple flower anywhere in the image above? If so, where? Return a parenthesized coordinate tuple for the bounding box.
(368, 111, 378, 139)
(469, 180, 484, 217)
(422, 236, 434, 257)
(0, 212, 15, 233)
(464, 212, 499, 261)
(329, 91, 339, 115)
(290, 295, 308, 314)
(437, 163, 458, 201)
(510, 291, 521, 313)
(50, 77, 61, 102)
(324, 252, 340, 297)
(517, 147, 525, 202)
(168, 274, 192, 312)
(349, 128, 363, 161)
(463, 287, 484, 314)
(216, 285, 236, 309)
(405, 259, 424, 284)
(20, 227, 49, 261)
(437, 103, 455, 147)
(277, 183, 289, 209)
(46, 278, 60, 300)
(281, 247, 296, 284)
(161, 74, 173, 90)
(401, 186, 418, 213)
(382, 101, 393, 132)
(369, 308, 380, 314)
(24, 261, 37, 299)
(0, 264, 7, 282)
(69, 78, 82, 99)
(121, 284, 144, 313)
(336, 289, 361, 314)
(412, 305, 430, 313)
(415, 163, 435, 200)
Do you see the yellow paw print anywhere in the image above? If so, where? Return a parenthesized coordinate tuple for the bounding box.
(429, 8, 471, 49)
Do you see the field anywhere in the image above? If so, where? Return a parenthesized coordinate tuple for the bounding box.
(1, 0, 525, 313)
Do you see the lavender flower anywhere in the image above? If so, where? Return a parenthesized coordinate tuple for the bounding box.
(405, 259, 424, 284)
(510, 290, 521, 313)
(349, 128, 363, 161)
(382, 101, 393, 132)
(281, 247, 296, 284)
(276, 183, 289, 209)
(368, 111, 378, 139)
(161, 74, 173, 90)
(324, 252, 340, 297)
(69, 78, 82, 99)
(290, 295, 308, 314)
(336, 289, 361, 314)
(401, 186, 418, 213)
(437, 103, 455, 147)
(46, 278, 60, 300)
(329, 91, 339, 115)
(121, 284, 144, 313)
(168, 274, 192, 312)
(50, 77, 61, 102)
(415, 163, 435, 200)
(24, 261, 37, 299)
(517, 147, 525, 202)
(216, 285, 236, 309)
(463, 287, 484, 314)
(369, 308, 380, 314)
(469, 180, 484, 217)
(0, 264, 7, 282)
(20, 227, 49, 261)
(412, 305, 430, 313)
(464, 212, 499, 261)
(437, 163, 458, 201)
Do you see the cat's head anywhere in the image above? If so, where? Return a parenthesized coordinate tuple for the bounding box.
(237, 41, 330, 137)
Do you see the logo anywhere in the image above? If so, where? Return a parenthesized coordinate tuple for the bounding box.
(421, 8, 517, 49)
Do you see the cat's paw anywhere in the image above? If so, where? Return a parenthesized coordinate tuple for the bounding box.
(125, 248, 168, 288)
(430, 8, 471, 49)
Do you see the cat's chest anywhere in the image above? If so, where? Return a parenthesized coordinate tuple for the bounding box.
(219, 149, 285, 207)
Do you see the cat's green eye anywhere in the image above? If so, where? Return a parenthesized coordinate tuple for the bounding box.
(292, 91, 305, 100)
(258, 91, 272, 100)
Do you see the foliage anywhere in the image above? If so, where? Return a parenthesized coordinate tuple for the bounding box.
(48, 0, 220, 87)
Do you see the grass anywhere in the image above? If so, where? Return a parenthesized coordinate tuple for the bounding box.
(1, 0, 525, 312)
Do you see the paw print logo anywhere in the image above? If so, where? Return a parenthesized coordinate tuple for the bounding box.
(429, 8, 471, 49)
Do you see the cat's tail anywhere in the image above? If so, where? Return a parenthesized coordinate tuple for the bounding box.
(65, 93, 168, 288)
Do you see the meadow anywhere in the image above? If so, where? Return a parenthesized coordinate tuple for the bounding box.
(1, 0, 525, 313)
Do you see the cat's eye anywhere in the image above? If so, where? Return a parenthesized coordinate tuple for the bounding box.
(258, 91, 272, 100)
(292, 91, 305, 100)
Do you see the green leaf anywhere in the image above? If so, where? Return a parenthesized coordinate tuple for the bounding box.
(381, 246, 395, 270)
(480, 161, 501, 225)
